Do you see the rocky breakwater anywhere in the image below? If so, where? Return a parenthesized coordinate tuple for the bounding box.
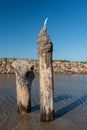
(0, 59, 87, 74)
(0, 59, 38, 74)
(53, 61, 87, 74)
(0, 59, 14, 74)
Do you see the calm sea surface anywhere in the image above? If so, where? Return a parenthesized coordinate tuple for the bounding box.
(0, 74, 87, 130)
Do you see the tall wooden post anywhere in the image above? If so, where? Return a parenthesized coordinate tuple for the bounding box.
(12, 60, 35, 114)
(37, 25, 55, 122)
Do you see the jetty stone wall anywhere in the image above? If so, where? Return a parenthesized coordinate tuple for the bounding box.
(0, 59, 87, 74)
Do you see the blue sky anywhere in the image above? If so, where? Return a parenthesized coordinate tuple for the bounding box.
(0, 0, 87, 61)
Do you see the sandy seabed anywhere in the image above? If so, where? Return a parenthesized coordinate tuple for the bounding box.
(0, 74, 87, 130)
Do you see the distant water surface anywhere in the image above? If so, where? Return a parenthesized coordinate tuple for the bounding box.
(0, 74, 87, 130)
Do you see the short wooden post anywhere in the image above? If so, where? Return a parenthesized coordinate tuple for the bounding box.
(37, 25, 55, 122)
(12, 60, 35, 114)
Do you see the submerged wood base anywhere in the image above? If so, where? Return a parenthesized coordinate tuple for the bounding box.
(17, 103, 31, 113)
(40, 110, 55, 122)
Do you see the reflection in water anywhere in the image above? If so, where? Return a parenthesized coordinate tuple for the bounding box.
(0, 74, 87, 130)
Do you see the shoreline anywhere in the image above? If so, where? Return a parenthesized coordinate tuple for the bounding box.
(0, 59, 87, 74)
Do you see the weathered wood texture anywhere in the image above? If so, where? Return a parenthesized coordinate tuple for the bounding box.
(37, 26, 55, 122)
(12, 60, 35, 114)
